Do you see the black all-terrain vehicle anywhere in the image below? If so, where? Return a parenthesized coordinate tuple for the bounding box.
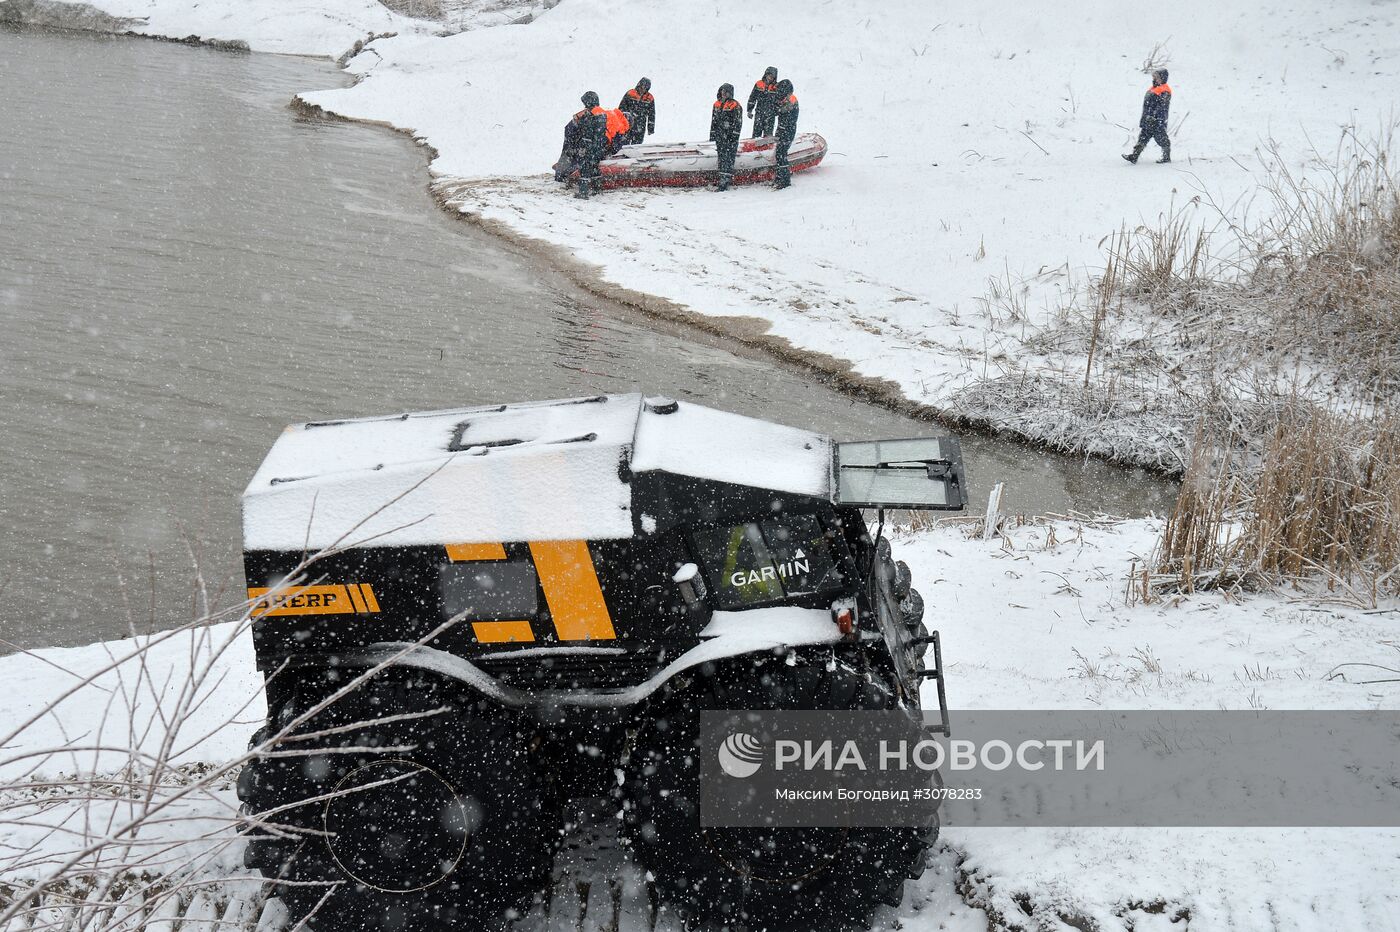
(236, 393, 965, 931)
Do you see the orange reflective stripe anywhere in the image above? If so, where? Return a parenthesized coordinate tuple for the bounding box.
(471, 620, 536, 643)
(528, 540, 616, 641)
(445, 542, 508, 562)
(347, 584, 367, 613)
(358, 584, 381, 613)
(1151, 84, 1172, 95)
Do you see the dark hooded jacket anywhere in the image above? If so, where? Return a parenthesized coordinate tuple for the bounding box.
(747, 66, 780, 131)
(775, 83, 799, 145)
(1140, 72, 1172, 128)
(710, 84, 744, 147)
(574, 92, 609, 164)
(618, 80, 656, 137)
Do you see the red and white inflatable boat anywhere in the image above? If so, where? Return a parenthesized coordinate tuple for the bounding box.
(567, 133, 827, 190)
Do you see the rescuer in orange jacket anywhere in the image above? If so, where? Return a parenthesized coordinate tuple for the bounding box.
(618, 78, 655, 147)
(573, 91, 609, 199)
(603, 107, 631, 156)
(772, 79, 799, 190)
(1123, 69, 1172, 164)
(746, 66, 780, 137)
(709, 83, 744, 192)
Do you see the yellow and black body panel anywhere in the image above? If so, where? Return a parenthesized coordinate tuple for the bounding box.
(247, 532, 694, 690)
(245, 474, 873, 696)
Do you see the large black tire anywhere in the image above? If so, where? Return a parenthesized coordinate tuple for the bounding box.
(237, 669, 559, 930)
(621, 650, 937, 931)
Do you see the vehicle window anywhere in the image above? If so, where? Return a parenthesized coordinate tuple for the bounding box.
(439, 561, 538, 621)
(691, 515, 846, 609)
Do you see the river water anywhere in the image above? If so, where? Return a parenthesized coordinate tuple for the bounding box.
(0, 26, 1175, 651)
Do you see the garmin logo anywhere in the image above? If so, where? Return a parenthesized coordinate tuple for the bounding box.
(729, 551, 810, 588)
(718, 733, 765, 778)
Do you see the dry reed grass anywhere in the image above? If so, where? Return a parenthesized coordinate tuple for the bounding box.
(961, 124, 1400, 475)
(1248, 129, 1400, 393)
(379, 0, 445, 19)
(1151, 404, 1400, 605)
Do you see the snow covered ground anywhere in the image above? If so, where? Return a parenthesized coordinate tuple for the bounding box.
(894, 517, 1400, 931)
(283, 0, 1400, 469)
(0, 0, 431, 55)
(3, 518, 1397, 930)
(7, 1, 1400, 927)
(22, 0, 1400, 471)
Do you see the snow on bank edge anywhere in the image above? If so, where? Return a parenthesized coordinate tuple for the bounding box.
(2, 0, 430, 57)
(297, 0, 1400, 472)
(3, 519, 1399, 929)
(897, 516, 1400, 931)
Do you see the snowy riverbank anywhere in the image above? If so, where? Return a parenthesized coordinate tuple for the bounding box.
(6, 4, 1400, 927)
(294, 0, 1399, 471)
(17, 0, 1399, 469)
(4, 517, 1398, 930)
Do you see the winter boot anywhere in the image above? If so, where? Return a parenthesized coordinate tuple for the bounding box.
(1121, 153, 1139, 164)
(715, 174, 732, 192)
(574, 183, 591, 200)
(1156, 146, 1171, 164)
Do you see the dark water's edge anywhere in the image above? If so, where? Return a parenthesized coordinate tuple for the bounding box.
(0, 26, 1175, 652)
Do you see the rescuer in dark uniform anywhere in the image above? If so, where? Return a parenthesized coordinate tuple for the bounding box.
(746, 66, 780, 137)
(1123, 69, 1172, 164)
(555, 104, 592, 182)
(772, 79, 798, 190)
(618, 78, 655, 147)
(574, 91, 608, 199)
(709, 83, 744, 192)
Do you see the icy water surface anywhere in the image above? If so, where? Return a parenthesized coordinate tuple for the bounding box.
(0, 27, 1176, 650)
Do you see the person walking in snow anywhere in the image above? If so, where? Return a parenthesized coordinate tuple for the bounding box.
(574, 91, 609, 199)
(618, 78, 655, 147)
(709, 83, 744, 191)
(747, 66, 780, 137)
(1123, 68, 1172, 164)
(772, 79, 799, 190)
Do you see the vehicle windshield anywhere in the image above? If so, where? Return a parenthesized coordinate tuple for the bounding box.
(691, 514, 848, 610)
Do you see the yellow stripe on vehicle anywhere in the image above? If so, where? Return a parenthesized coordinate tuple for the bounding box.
(358, 583, 380, 613)
(471, 620, 536, 643)
(347, 583, 367, 613)
(445, 542, 508, 562)
(528, 540, 616, 641)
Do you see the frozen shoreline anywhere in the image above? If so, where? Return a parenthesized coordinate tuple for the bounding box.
(300, 0, 1399, 473)
(8, 5, 1400, 928)
(22, 1, 1399, 472)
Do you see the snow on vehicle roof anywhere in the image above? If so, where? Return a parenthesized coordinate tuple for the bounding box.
(630, 397, 831, 496)
(242, 394, 834, 551)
